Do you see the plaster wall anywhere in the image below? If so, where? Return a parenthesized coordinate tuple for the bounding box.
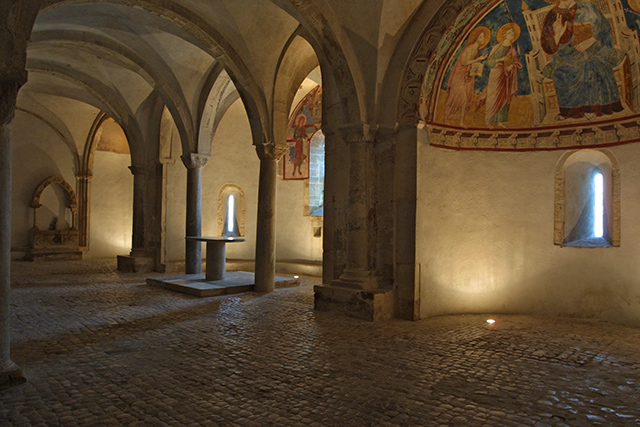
(86, 151, 133, 259)
(416, 129, 640, 327)
(276, 178, 323, 262)
(10, 111, 77, 252)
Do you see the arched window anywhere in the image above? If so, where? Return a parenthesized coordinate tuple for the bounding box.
(555, 149, 620, 247)
(217, 184, 245, 237)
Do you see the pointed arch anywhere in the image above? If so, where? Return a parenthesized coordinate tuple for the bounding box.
(273, 31, 319, 150)
(197, 65, 241, 155)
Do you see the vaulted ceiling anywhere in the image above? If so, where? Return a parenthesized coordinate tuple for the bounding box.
(12, 0, 441, 167)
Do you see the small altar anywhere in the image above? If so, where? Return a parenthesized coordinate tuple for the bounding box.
(147, 236, 299, 297)
(24, 176, 82, 261)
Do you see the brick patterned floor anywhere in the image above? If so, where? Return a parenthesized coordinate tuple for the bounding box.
(2, 260, 640, 426)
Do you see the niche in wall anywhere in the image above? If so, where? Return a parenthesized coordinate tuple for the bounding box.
(217, 184, 245, 237)
(25, 176, 81, 260)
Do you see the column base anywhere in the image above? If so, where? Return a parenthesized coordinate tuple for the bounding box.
(314, 283, 395, 321)
(0, 361, 26, 390)
(330, 268, 382, 290)
(117, 254, 155, 273)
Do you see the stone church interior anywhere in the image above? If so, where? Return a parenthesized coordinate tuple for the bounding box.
(3, 0, 640, 423)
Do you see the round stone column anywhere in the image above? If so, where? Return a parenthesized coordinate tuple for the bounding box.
(0, 68, 27, 388)
(254, 156, 277, 293)
(182, 153, 209, 275)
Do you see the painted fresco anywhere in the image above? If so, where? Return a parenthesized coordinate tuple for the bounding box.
(430, 0, 640, 130)
(283, 85, 322, 180)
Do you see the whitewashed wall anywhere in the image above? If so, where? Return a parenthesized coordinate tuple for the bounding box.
(417, 128, 640, 326)
(85, 151, 133, 259)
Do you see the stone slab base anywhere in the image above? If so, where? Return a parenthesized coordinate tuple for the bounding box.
(147, 271, 299, 297)
(0, 366, 26, 391)
(226, 259, 322, 277)
(313, 285, 395, 321)
(117, 255, 155, 273)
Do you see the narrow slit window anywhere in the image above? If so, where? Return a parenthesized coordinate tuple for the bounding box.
(594, 172, 604, 238)
(227, 194, 235, 235)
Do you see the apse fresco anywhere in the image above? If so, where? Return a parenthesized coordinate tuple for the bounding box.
(283, 86, 322, 180)
(429, 0, 640, 130)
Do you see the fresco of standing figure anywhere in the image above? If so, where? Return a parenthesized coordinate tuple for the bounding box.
(444, 26, 491, 127)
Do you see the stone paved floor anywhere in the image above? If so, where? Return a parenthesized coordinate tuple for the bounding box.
(3, 260, 640, 426)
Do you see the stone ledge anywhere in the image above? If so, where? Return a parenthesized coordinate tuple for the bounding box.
(313, 284, 395, 321)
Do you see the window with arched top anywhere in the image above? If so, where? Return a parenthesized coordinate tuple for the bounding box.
(555, 149, 620, 247)
(217, 184, 245, 237)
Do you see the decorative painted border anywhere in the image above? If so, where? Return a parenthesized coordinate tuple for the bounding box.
(427, 115, 640, 151)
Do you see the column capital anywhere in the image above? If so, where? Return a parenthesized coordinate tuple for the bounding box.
(0, 67, 28, 125)
(255, 141, 287, 161)
(339, 123, 376, 143)
(181, 153, 210, 170)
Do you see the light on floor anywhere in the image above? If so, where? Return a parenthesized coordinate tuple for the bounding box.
(486, 319, 496, 324)
(294, 275, 299, 279)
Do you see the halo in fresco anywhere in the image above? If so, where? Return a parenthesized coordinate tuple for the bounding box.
(423, 0, 640, 132)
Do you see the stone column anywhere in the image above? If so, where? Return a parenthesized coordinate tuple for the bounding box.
(394, 123, 419, 320)
(254, 142, 283, 293)
(182, 153, 209, 275)
(117, 165, 156, 273)
(75, 173, 92, 250)
(0, 68, 27, 388)
(255, 157, 277, 292)
(153, 158, 173, 272)
(128, 165, 147, 256)
(331, 124, 379, 290)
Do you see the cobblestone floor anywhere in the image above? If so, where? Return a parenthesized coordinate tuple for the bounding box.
(3, 260, 640, 426)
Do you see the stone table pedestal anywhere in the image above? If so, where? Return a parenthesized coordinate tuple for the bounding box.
(185, 236, 245, 281)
